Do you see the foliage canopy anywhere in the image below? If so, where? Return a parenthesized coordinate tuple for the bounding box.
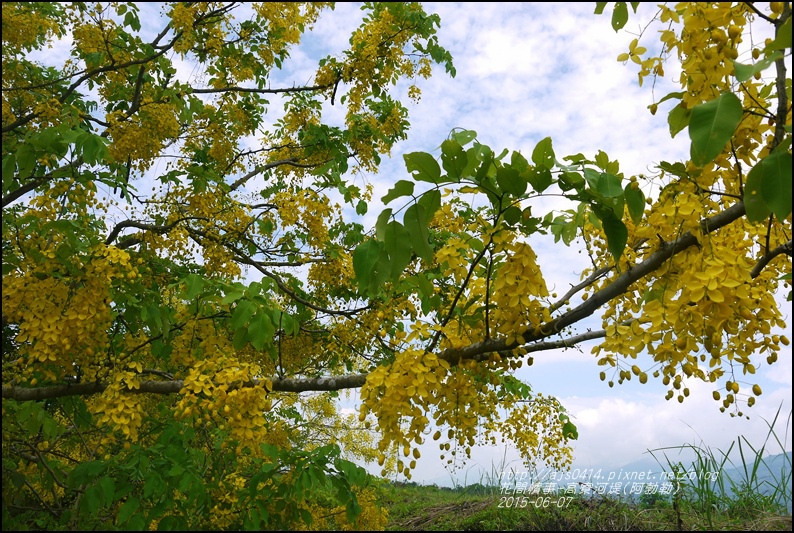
(2, 1, 791, 530)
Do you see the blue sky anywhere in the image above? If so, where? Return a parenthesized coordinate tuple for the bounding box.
(30, 2, 792, 487)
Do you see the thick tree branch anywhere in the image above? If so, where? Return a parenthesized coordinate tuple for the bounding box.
(2, 201, 752, 402)
(2, 373, 369, 401)
(2, 177, 51, 207)
(1, 328, 616, 401)
(190, 83, 334, 95)
(104, 218, 197, 246)
(751, 239, 793, 278)
(435, 202, 748, 365)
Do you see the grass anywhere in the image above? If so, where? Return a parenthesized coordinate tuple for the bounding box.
(375, 407, 793, 531)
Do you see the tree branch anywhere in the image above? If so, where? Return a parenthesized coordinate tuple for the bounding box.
(751, 239, 793, 278)
(0, 201, 756, 401)
(0, 328, 616, 401)
(434, 201, 747, 365)
(190, 83, 334, 95)
(2, 373, 369, 401)
(228, 158, 331, 192)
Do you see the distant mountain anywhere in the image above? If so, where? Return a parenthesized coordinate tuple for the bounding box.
(490, 450, 793, 513)
(718, 451, 792, 512)
(417, 450, 792, 514)
(606, 451, 792, 512)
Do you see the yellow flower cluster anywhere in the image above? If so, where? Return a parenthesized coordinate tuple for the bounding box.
(176, 358, 272, 452)
(4, 239, 134, 384)
(272, 188, 336, 250)
(491, 236, 550, 343)
(593, 226, 787, 407)
(170, 3, 226, 57)
(93, 370, 144, 440)
(361, 344, 573, 476)
(306, 487, 388, 531)
(1, 2, 63, 51)
(106, 100, 180, 173)
(208, 472, 247, 529)
(597, 2, 790, 413)
(496, 395, 573, 472)
(252, 3, 329, 68)
(139, 184, 254, 279)
(659, 3, 750, 107)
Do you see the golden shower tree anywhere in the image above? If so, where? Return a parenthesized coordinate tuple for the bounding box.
(2, 1, 791, 530)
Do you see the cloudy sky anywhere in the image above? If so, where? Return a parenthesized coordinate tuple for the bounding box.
(30, 2, 792, 487)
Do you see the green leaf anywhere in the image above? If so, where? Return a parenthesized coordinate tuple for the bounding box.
(384, 222, 413, 280)
(596, 173, 623, 197)
(403, 203, 433, 261)
(765, 17, 791, 51)
(78, 132, 109, 165)
(759, 151, 792, 221)
(374, 208, 392, 242)
(440, 139, 467, 180)
(2, 154, 16, 192)
(583, 168, 601, 189)
(221, 284, 245, 305)
(559, 171, 585, 191)
(594, 2, 608, 15)
(418, 189, 441, 220)
(248, 311, 274, 351)
(668, 102, 691, 138)
(733, 51, 783, 82)
(69, 460, 105, 487)
(658, 91, 685, 105)
(117, 497, 140, 525)
(495, 165, 526, 197)
(352, 239, 383, 290)
(510, 150, 530, 173)
(561, 416, 579, 440)
(404, 152, 441, 184)
(413, 273, 434, 300)
(158, 516, 188, 530)
(451, 129, 477, 146)
(602, 216, 628, 263)
(127, 515, 146, 530)
(98, 476, 115, 507)
(183, 274, 204, 300)
(658, 161, 688, 179)
(503, 205, 522, 225)
(16, 142, 37, 179)
(689, 92, 743, 167)
(381, 180, 415, 204)
(230, 300, 256, 330)
(531, 137, 555, 170)
(124, 10, 141, 31)
(462, 143, 490, 179)
(474, 145, 494, 182)
(82, 484, 102, 516)
(744, 151, 792, 222)
(612, 2, 629, 31)
(527, 166, 553, 193)
(624, 184, 645, 225)
(355, 200, 367, 215)
(346, 496, 363, 524)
